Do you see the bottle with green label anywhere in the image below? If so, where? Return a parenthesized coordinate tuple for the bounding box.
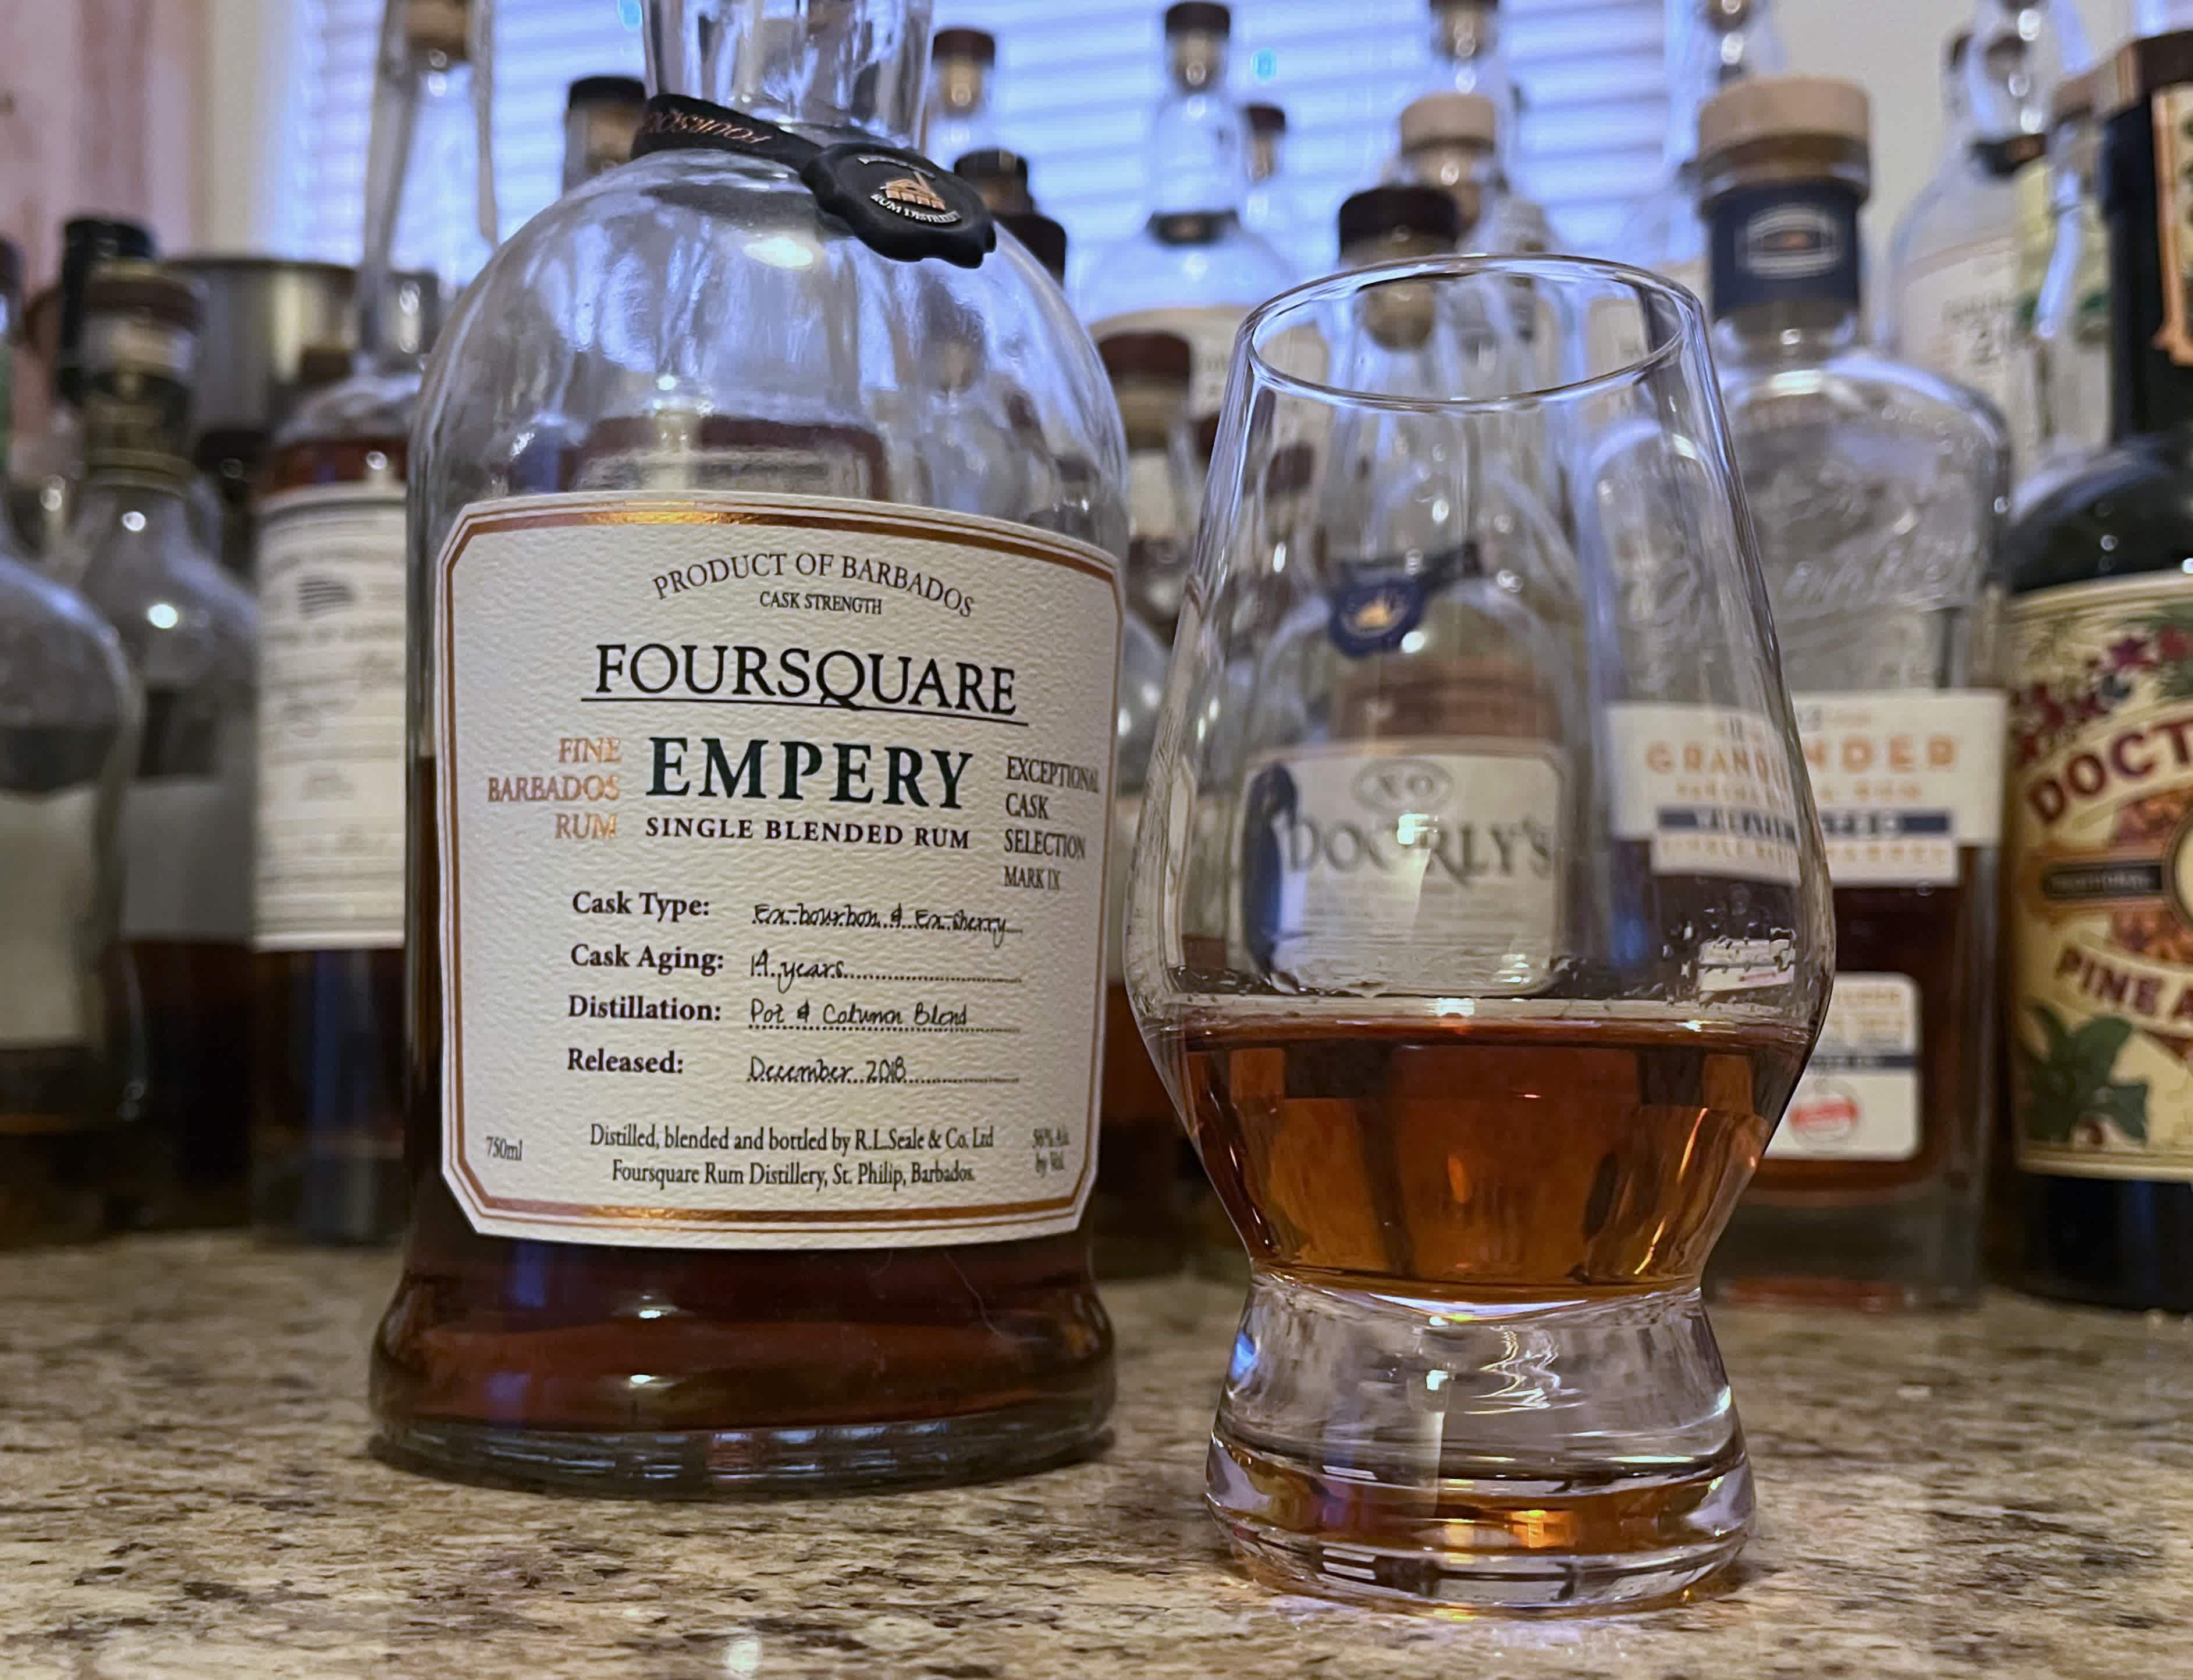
(2000, 29, 2193, 1311)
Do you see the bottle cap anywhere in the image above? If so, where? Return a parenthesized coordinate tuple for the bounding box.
(931, 26, 997, 65)
(2052, 68, 2096, 126)
(1098, 330, 1193, 386)
(1338, 185, 1463, 251)
(953, 147, 1030, 186)
(568, 75, 646, 110)
(1245, 102, 1287, 137)
(84, 259, 205, 336)
(296, 344, 357, 390)
(403, 0, 470, 56)
(1697, 74, 1870, 172)
(1400, 91, 1499, 152)
(1165, 3, 1231, 40)
(998, 211, 1067, 283)
(2098, 30, 2193, 120)
(1432, 0, 1499, 12)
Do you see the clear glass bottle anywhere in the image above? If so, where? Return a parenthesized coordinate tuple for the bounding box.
(373, 0, 1127, 1494)
(1698, 77, 2009, 1308)
(1618, 0, 1784, 299)
(1242, 102, 1306, 273)
(13, 220, 155, 560)
(1389, 92, 1504, 252)
(923, 25, 1000, 166)
(1423, 0, 1558, 257)
(0, 244, 140, 1248)
(2018, 69, 2109, 512)
(565, 75, 649, 192)
(2000, 28, 2193, 1311)
(1099, 329, 1196, 637)
(1080, 1, 1293, 416)
(1886, 1, 2090, 475)
(250, 0, 493, 1245)
(52, 261, 258, 1230)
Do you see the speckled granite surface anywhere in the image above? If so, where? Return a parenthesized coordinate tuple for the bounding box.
(0, 1236, 2187, 1678)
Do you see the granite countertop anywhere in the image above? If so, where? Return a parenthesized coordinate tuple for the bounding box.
(1, 1236, 2188, 1678)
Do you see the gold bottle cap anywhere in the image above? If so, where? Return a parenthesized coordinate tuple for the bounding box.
(2099, 30, 2193, 120)
(1399, 91, 1498, 152)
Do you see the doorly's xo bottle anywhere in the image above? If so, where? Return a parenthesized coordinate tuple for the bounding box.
(371, 0, 1126, 1492)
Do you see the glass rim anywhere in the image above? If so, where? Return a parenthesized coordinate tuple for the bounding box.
(1237, 252, 1702, 414)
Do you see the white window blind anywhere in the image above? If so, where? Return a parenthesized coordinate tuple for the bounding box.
(292, 0, 1665, 274)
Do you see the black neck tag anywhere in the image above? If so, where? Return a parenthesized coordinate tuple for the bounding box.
(1973, 133, 2047, 179)
(630, 94, 996, 269)
(1709, 181, 1863, 319)
(1326, 542, 1476, 659)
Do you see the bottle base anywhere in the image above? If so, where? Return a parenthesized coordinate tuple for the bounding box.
(1203, 1269, 1754, 1614)
(373, 1384, 1115, 1499)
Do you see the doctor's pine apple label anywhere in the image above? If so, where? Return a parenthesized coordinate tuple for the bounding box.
(2007, 577, 2193, 1180)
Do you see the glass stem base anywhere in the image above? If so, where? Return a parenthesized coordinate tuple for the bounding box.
(1204, 1269, 1752, 1615)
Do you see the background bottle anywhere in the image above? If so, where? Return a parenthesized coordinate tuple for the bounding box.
(924, 26, 1000, 165)
(52, 261, 257, 1230)
(1080, 2, 1293, 415)
(564, 75, 648, 192)
(1695, 76, 2010, 1308)
(1999, 27, 2193, 1312)
(0, 237, 141, 1248)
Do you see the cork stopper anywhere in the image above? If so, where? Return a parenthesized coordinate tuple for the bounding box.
(1697, 76, 1871, 200)
(1401, 91, 1498, 153)
(404, 0, 471, 59)
(1165, 2, 1231, 38)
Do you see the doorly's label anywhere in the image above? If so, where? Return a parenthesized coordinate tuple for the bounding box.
(433, 492, 1122, 1246)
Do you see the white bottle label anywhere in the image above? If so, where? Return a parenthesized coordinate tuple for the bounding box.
(1090, 304, 1245, 418)
(1605, 703, 1804, 884)
(1791, 690, 2006, 885)
(0, 787, 99, 1047)
(121, 724, 254, 944)
(1773, 971, 1921, 1161)
(253, 485, 409, 951)
(1895, 233, 2029, 460)
(433, 493, 1122, 1249)
(1234, 741, 1566, 994)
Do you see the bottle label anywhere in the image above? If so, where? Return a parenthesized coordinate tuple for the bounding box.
(2152, 88, 2193, 368)
(432, 493, 1121, 1247)
(0, 787, 98, 1048)
(1605, 703, 1804, 885)
(1708, 181, 1862, 318)
(1233, 741, 1566, 993)
(2007, 575, 2193, 1182)
(1894, 232, 2029, 460)
(253, 485, 408, 951)
(1089, 305, 1245, 418)
(1772, 971, 1921, 1162)
(1790, 690, 2006, 885)
(122, 711, 254, 944)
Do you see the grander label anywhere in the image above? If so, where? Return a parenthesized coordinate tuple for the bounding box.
(433, 492, 1121, 1246)
(1605, 703, 1803, 884)
(1792, 690, 2006, 885)
(2008, 575, 2193, 1181)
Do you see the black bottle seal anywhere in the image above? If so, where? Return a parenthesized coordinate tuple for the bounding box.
(630, 94, 995, 268)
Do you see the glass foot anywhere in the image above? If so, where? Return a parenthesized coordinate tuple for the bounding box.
(1204, 1269, 1753, 1614)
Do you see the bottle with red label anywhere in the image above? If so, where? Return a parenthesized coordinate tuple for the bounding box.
(1999, 27, 2193, 1311)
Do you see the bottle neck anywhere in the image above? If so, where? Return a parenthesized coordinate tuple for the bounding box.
(2102, 95, 2193, 437)
(643, 0, 930, 147)
(1149, 31, 1244, 216)
(1664, 2, 1776, 172)
(360, 26, 491, 364)
(1704, 175, 1865, 354)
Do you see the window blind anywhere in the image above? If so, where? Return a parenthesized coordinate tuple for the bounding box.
(293, 0, 1667, 275)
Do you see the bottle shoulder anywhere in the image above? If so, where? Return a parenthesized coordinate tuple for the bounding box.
(1721, 344, 2010, 461)
(275, 367, 422, 448)
(2003, 433, 2193, 597)
(418, 148, 1126, 549)
(0, 556, 135, 729)
(1081, 219, 1295, 317)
